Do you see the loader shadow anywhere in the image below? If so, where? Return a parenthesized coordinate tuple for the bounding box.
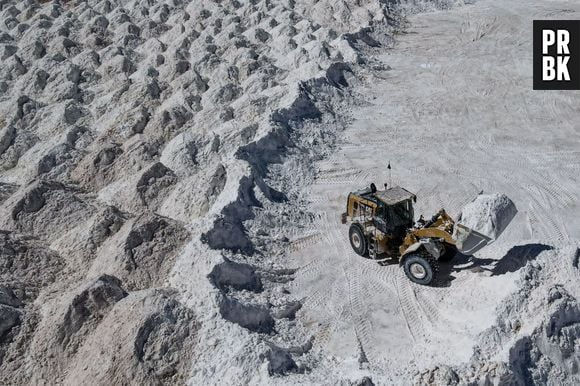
(434, 243, 554, 287)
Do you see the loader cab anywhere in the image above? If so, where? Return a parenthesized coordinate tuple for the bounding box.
(346, 185, 416, 236)
(374, 199, 415, 235)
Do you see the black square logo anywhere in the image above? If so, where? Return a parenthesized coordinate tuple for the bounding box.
(533, 20, 580, 90)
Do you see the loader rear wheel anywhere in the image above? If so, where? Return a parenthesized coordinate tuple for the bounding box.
(403, 254, 438, 285)
(349, 224, 367, 257)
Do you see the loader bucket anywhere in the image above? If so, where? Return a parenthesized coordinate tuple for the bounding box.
(457, 193, 518, 240)
(453, 193, 518, 255)
(453, 223, 492, 255)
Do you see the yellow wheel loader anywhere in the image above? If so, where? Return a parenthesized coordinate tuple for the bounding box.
(341, 184, 515, 285)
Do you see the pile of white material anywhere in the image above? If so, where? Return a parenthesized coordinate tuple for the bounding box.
(415, 245, 580, 386)
(458, 193, 518, 240)
(0, 0, 397, 384)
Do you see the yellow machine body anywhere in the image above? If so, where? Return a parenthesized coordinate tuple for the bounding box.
(343, 186, 456, 260)
(343, 184, 505, 284)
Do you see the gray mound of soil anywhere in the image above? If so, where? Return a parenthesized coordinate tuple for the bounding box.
(219, 296, 274, 334)
(208, 259, 263, 293)
(57, 274, 128, 350)
(267, 344, 300, 375)
(61, 288, 198, 385)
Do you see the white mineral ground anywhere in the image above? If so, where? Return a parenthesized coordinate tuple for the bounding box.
(0, 0, 579, 385)
(284, 0, 580, 384)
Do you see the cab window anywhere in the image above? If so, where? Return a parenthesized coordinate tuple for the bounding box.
(388, 200, 413, 225)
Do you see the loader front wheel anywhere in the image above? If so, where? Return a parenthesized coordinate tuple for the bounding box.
(403, 254, 438, 285)
(349, 224, 367, 257)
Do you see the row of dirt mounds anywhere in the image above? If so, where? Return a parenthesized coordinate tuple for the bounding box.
(0, 19, 195, 373)
(27, 283, 196, 385)
(200, 65, 353, 256)
(197, 62, 367, 381)
(0, 190, 194, 385)
(91, 213, 190, 291)
(0, 0, 422, 383)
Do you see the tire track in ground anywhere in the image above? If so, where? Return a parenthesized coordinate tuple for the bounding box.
(414, 287, 444, 324)
(293, 211, 349, 350)
(362, 259, 398, 289)
(343, 261, 376, 360)
(288, 233, 324, 253)
(294, 198, 422, 364)
(296, 213, 334, 279)
(466, 140, 573, 242)
(326, 219, 377, 361)
(314, 168, 365, 185)
(394, 272, 433, 346)
(524, 186, 568, 242)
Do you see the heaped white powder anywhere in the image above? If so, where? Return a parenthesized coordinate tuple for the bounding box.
(458, 193, 517, 239)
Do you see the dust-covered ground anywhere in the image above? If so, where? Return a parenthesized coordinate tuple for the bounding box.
(1, 0, 579, 385)
(289, 0, 580, 383)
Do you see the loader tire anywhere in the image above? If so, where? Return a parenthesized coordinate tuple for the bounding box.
(349, 223, 367, 257)
(403, 254, 438, 285)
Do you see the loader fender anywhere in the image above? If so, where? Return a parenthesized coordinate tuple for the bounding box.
(400, 239, 441, 265)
